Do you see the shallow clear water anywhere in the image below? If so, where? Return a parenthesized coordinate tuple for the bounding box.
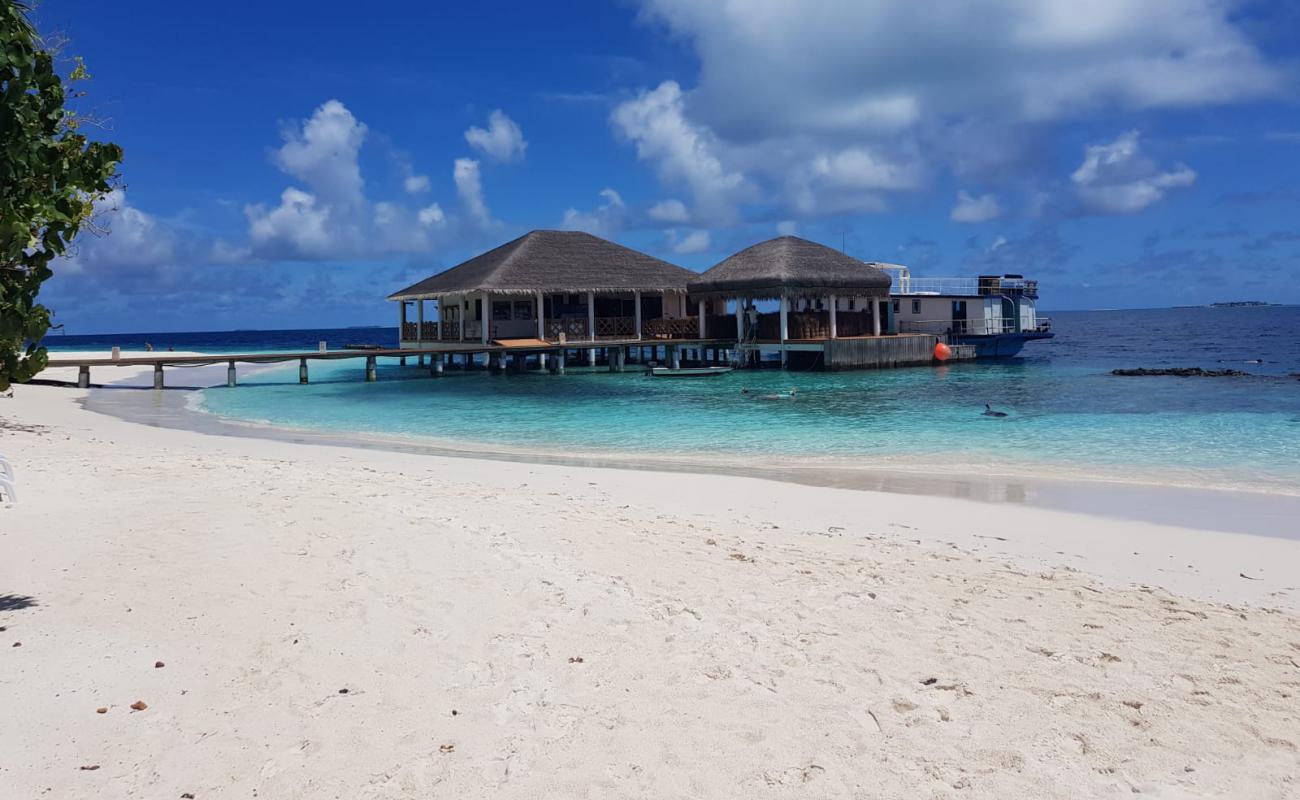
(51, 308, 1300, 491)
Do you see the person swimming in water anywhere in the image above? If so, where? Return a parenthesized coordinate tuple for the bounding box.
(983, 403, 1008, 417)
(758, 388, 797, 400)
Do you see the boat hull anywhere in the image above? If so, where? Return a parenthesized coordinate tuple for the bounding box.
(953, 331, 1055, 358)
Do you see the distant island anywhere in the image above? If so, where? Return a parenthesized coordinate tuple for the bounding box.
(1208, 301, 1275, 308)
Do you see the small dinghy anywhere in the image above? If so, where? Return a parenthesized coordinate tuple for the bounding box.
(648, 366, 734, 378)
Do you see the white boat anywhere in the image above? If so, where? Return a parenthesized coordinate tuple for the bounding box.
(648, 366, 734, 378)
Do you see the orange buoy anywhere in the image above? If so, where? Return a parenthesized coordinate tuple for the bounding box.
(933, 342, 952, 362)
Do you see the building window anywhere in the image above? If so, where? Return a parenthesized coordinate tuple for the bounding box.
(492, 301, 512, 321)
(892, 299, 900, 314)
(911, 300, 922, 314)
(513, 300, 533, 321)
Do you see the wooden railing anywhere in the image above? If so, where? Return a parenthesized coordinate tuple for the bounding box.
(401, 322, 418, 340)
(642, 317, 700, 339)
(440, 321, 458, 339)
(594, 316, 634, 338)
(545, 318, 589, 341)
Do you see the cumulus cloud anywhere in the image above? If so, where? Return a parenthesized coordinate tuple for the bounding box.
(64, 190, 176, 274)
(454, 158, 491, 227)
(464, 109, 528, 162)
(1071, 131, 1196, 214)
(647, 198, 689, 224)
(667, 229, 711, 255)
(608, 0, 1278, 222)
(245, 99, 495, 259)
(638, 0, 1280, 135)
(611, 81, 748, 222)
(418, 203, 445, 226)
(561, 188, 625, 236)
(272, 99, 367, 209)
(950, 191, 1003, 223)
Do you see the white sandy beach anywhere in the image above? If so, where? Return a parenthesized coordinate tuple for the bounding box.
(2, 358, 1299, 798)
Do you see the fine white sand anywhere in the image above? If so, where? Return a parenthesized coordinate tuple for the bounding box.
(2, 359, 1299, 798)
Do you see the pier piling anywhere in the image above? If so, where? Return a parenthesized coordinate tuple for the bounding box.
(365, 355, 377, 382)
(299, 358, 309, 384)
(77, 365, 90, 389)
(227, 362, 236, 387)
(153, 363, 164, 390)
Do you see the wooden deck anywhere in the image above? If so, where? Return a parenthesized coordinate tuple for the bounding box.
(46, 338, 741, 388)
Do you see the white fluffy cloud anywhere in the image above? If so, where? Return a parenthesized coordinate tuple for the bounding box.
(611, 81, 747, 223)
(561, 188, 625, 236)
(647, 198, 689, 223)
(464, 110, 528, 162)
(950, 191, 1003, 223)
(246, 100, 495, 259)
(639, 0, 1279, 134)
(668, 229, 711, 255)
(453, 158, 490, 226)
(64, 190, 175, 273)
(272, 99, 367, 209)
(612, 0, 1278, 221)
(1071, 131, 1196, 214)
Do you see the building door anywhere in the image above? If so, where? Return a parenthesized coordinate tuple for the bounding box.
(951, 300, 967, 334)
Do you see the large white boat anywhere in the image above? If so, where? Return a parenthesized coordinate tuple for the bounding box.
(880, 266, 1055, 357)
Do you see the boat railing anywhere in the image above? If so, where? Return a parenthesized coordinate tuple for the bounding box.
(891, 276, 1039, 297)
(898, 317, 1051, 336)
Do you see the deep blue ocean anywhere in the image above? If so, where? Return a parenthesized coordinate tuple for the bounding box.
(48, 307, 1300, 492)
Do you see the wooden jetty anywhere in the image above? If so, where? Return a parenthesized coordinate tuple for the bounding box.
(46, 338, 739, 389)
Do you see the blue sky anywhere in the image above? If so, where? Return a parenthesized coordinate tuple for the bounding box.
(33, 0, 1300, 332)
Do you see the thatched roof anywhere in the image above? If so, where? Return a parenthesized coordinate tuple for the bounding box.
(687, 236, 892, 299)
(388, 230, 695, 300)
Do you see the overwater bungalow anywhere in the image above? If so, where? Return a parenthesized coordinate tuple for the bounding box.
(388, 230, 714, 352)
(687, 236, 937, 368)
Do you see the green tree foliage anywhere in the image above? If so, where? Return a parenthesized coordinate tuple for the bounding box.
(1, 1, 121, 390)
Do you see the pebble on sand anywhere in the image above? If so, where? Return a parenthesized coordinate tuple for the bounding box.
(130, 700, 148, 711)
(155, 661, 165, 668)
(96, 707, 108, 714)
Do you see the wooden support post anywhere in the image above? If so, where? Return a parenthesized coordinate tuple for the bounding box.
(365, 355, 377, 382)
(432, 356, 444, 376)
(153, 363, 164, 390)
(299, 358, 309, 384)
(227, 362, 236, 387)
(829, 294, 838, 339)
(417, 299, 424, 341)
(670, 346, 681, 369)
(698, 299, 706, 338)
(634, 291, 642, 340)
(873, 300, 883, 336)
(77, 365, 90, 388)
(556, 350, 566, 374)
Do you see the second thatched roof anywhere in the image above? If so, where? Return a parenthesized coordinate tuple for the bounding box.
(388, 230, 695, 300)
(687, 236, 892, 299)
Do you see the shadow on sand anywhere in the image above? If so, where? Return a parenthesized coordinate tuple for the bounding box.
(0, 594, 38, 612)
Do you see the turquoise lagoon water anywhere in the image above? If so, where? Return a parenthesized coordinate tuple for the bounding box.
(51, 308, 1300, 492)
(156, 308, 1300, 493)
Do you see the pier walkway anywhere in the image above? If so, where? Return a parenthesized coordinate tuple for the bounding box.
(46, 338, 739, 388)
